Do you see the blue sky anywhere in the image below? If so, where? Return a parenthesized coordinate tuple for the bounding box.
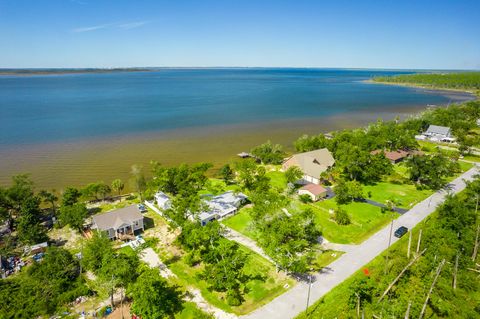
(0, 0, 479, 69)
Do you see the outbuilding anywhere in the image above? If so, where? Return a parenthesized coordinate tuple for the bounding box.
(298, 183, 328, 202)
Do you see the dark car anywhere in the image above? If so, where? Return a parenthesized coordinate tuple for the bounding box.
(394, 226, 408, 238)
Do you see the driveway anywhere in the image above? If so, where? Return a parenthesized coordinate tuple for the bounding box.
(241, 166, 479, 319)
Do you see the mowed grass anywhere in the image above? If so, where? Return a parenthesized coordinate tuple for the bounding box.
(363, 182, 432, 209)
(266, 170, 288, 190)
(164, 244, 294, 315)
(222, 207, 257, 239)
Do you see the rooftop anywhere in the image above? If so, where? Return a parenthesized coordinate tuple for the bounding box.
(300, 183, 327, 196)
(92, 205, 143, 231)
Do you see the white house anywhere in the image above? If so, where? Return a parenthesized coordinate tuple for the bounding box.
(421, 125, 455, 142)
(197, 191, 248, 226)
(154, 191, 171, 210)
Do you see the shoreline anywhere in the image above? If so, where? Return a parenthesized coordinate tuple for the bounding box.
(365, 79, 479, 97)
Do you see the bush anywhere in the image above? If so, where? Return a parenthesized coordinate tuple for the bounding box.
(226, 289, 243, 306)
(299, 194, 313, 203)
(334, 207, 351, 225)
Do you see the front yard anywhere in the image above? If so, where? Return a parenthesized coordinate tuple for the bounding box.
(142, 210, 294, 316)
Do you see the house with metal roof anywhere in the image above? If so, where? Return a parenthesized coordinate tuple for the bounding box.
(154, 191, 172, 210)
(415, 124, 455, 143)
(282, 148, 335, 185)
(91, 205, 144, 239)
(197, 191, 248, 226)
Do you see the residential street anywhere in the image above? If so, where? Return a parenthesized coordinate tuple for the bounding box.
(241, 165, 479, 319)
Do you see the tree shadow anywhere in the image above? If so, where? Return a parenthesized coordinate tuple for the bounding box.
(143, 216, 155, 230)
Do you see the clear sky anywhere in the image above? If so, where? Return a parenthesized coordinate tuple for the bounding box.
(1, 0, 479, 69)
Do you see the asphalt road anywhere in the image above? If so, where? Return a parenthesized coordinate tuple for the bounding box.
(241, 166, 479, 319)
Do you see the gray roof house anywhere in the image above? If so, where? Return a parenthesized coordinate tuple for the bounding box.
(91, 205, 144, 239)
(424, 125, 452, 140)
(154, 191, 171, 210)
(197, 191, 248, 226)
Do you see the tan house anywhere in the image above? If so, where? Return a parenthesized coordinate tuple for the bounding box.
(91, 205, 144, 240)
(298, 183, 328, 202)
(282, 148, 335, 185)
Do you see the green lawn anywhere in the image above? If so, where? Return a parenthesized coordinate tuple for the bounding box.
(221, 207, 257, 239)
(266, 170, 288, 190)
(176, 302, 213, 319)
(363, 182, 432, 209)
(200, 178, 241, 196)
(462, 154, 480, 162)
(302, 199, 397, 244)
(312, 250, 343, 270)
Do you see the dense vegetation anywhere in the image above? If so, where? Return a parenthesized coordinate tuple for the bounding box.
(297, 176, 480, 318)
(373, 72, 480, 92)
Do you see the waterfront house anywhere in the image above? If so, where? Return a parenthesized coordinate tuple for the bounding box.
(424, 125, 454, 142)
(298, 183, 327, 202)
(155, 191, 171, 210)
(91, 205, 144, 240)
(282, 148, 335, 185)
(197, 191, 248, 226)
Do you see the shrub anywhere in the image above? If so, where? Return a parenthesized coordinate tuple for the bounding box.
(299, 194, 313, 203)
(334, 207, 351, 225)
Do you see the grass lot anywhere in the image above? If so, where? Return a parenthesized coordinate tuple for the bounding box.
(221, 207, 257, 239)
(200, 178, 241, 196)
(142, 210, 293, 316)
(176, 302, 213, 319)
(462, 154, 480, 162)
(303, 200, 397, 244)
(162, 244, 293, 315)
(266, 170, 288, 190)
(363, 182, 432, 209)
(312, 250, 343, 270)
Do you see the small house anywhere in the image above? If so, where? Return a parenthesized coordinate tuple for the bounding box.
(91, 205, 144, 240)
(198, 191, 248, 226)
(424, 125, 454, 142)
(298, 183, 328, 202)
(282, 148, 335, 185)
(371, 150, 409, 164)
(154, 191, 171, 210)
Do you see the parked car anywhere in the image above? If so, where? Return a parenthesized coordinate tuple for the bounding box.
(394, 226, 408, 238)
(137, 204, 147, 213)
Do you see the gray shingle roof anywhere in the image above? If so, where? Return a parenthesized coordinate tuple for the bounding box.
(92, 205, 143, 231)
(426, 125, 451, 136)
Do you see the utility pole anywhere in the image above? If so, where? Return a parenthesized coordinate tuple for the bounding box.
(305, 273, 312, 317)
(356, 292, 360, 318)
(419, 259, 445, 319)
(407, 230, 412, 259)
(385, 218, 394, 275)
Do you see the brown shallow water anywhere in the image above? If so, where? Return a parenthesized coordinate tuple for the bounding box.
(0, 103, 437, 191)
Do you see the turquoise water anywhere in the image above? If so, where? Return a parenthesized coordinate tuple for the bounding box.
(0, 68, 470, 149)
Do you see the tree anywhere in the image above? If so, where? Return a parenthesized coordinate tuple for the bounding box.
(335, 180, 364, 205)
(129, 269, 183, 319)
(39, 190, 58, 214)
(62, 187, 81, 207)
(17, 196, 47, 244)
(97, 183, 111, 201)
(250, 140, 285, 164)
(294, 134, 330, 152)
(111, 179, 125, 196)
(58, 203, 88, 232)
(285, 166, 303, 184)
(202, 240, 248, 305)
(405, 153, 459, 189)
(219, 164, 234, 184)
(82, 231, 114, 272)
(334, 206, 351, 225)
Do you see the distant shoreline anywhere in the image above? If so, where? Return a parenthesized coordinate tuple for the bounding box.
(365, 79, 479, 97)
(0, 68, 153, 76)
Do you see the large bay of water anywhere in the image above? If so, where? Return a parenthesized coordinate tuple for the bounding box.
(0, 68, 473, 189)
